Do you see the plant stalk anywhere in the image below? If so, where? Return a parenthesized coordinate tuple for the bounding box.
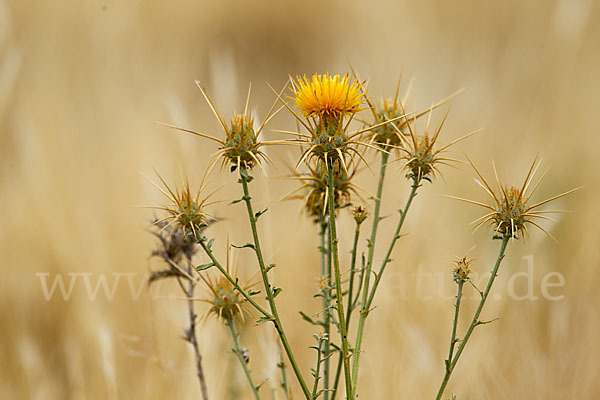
(435, 234, 510, 400)
(319, 221, 331, 400)
(227, 319, 261, 400)
(331, 219, 362, 400)
(351, 176, 419, 394)
(326, 164, 354, 400)
(238, 166, 311, 399)
(183, 267, 210, 400)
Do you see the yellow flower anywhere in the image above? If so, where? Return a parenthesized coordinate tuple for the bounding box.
(291, 73, 366, 119)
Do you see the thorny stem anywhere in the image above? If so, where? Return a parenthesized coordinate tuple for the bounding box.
(346, 222, 363, 331)
(238, 165, 312, 399)
(198, 239, 271, 318)
(331, 220, 362, 400)
(319, 222, 331, 400)
(367, 177, 419, 307)
(278, 351, 290, 400)
(435, 234, 510, 400)
(227, 319, 261, 400)
(326, 164, 354, 400)
(311, 335, 325, 399)
(447, 280, 464, 365)
(351, 175, 419, 395)
(183, 267, 210, 400)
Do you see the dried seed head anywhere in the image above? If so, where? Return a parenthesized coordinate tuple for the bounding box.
(452, 257, 472, 283)
(351, 205, 369, 225)
(150, 219, 197, 264)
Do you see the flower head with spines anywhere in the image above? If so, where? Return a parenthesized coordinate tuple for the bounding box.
(160, 82, 285, 174)
(448, 156, 580, 241)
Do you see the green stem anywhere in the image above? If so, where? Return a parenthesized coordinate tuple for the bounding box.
(198, 239, 271, 318)
(331, 221, 362, 400)
(435, 235, 510, 400)
(277, 351, 289, 400)
(311, 337, 324, 399)
(447, 281, 464, 364)
(238, 166, 311, 399)
(326, 164, 354, 400)
(347, 152, 388, 394)
(366, 178, 419, 307)
(227, 319, 261, 400)
(319, 222, 331, 400)
(346, 223, 362, 330)
(352, 176, 419, 394)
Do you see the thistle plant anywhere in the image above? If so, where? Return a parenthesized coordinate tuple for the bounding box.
(435, 157, 580, 400)
(146, 70, 577, 400)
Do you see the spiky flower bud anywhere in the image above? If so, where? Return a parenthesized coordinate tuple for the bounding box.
(352, 205, 369, 225)
(452, 257, 472, 283)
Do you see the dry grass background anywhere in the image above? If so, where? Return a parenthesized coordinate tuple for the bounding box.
(1, 0, 599, 398)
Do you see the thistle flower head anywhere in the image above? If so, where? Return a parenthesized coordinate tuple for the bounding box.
(351, 205, 369, 225)
(148, 172, 215, 237)
(291, 73, 366, 119)
(160, 82, 283, 173)
(206, 275, 246, 321)
(449, 157, 580, 241)
(284, 158, 364, 222)
(370, 98, 408, 148)
(197, 243, 256, 323)
(452, 256, 472, 283)
(301, 160, 357, 220)
(274, 73, 387, 169)
(396, 111, 477, 183)
(363, 78, 463, 151)
(222, 113, 260, 167)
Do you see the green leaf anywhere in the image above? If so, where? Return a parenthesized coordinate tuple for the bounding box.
(265, 263, 276, 272)
(272, 287, 282, 298)
(248, 289, 261, 296)
(256, 315, 274, 325)
(255, 208, 268, 219)
(232, 243, 256, 250)
(206, 238, 215, 250)
(299, 311, 317, 325)
(196, 263, 214, 271)
(230, 198, 244, 205)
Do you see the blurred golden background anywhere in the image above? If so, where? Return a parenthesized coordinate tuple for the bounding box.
(1, 0, 599, 398)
